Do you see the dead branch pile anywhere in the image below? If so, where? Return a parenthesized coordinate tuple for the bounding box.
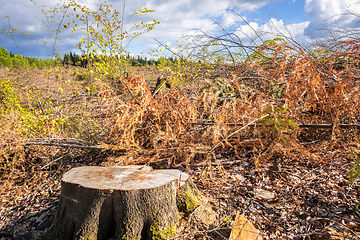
(99, 39, 359, 170)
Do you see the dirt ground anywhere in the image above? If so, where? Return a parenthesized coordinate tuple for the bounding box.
(1, 143, 360, 239)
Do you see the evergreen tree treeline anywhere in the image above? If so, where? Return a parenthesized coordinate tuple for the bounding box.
(63, 52, 88, 68)
(0, 46, 180, 69)
(63, 52, 179, 68)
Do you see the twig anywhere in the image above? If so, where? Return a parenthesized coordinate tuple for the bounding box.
(24, 141, 103, 150)
(0, 138, 94, 147)
(211, 114, 270, 152)
(217, 96, 255, 105)
(181, 159, 245, 169)
(152, 77, 168, 97)
(299, 123, 360, 129)
(17, 203, 58, 223)
(5, 15, 19, 55)
(192, 121, 360, 129)
(318, 217, 360, 239)
(31, 137, 92, 145)
(41, 152, 72, 169)
(154, 38, 180, 57)
(121, 79, 140, 105)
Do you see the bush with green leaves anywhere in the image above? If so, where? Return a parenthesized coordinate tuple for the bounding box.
(67, 0, 159, 84)
(0, 77, 65, 138)
(0, 47, 56, 69)
(248, 37, 287, 65)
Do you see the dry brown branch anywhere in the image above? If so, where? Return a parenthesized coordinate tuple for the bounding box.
(181, 159, 245, 168)
(0, 138, 96, 147)
(211, 114, 270, 152)
(20, 138, 103, 150)
(24, 141, 103, 150)
(192, 121, 360, 129)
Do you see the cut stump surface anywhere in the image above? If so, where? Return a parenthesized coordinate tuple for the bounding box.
(47, 165, 190, 240)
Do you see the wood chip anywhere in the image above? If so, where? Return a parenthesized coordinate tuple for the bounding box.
(254, 188, 276, 201)
(229, 212, 263, 240)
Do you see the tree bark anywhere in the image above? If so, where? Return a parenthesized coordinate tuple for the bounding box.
(46, 165, 190, 240)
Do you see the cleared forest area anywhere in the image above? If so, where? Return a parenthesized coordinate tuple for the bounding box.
(1, 1, 360, 239)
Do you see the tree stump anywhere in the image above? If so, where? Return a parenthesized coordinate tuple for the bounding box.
(47, 165, 192, 240)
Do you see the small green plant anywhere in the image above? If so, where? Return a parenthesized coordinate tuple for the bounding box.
(348, 154, 360, 182)
(248, 37, 287, 65)
(260, 105, 298, 134)
(1, 15, 32, 55)
(63, 113, 100, 143)
(212, 77, 235, 97)
(149, 222, 177, 240)
(74, 71, 91, 82)
(268, 83, 286, 99)
(0, 77, 66, 138)
(150, 39, 216, 88)
(202, 78, 235, 98)
(348, 153, 360, 210)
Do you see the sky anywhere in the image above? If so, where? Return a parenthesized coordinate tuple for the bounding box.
(0, 0, 359, 59)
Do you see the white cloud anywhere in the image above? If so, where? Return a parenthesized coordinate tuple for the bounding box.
(234, 18, 310, 44)
(2, 0, 356, 58)
(305, 0, 360, 28)
(221, 12, 248, 28)
(261, 18, 311, 39)
(0, 0, 280, 58)
(142, 43, 159, 53)
(232, 0, 278, 11)
(75, 0, 98, 11)
(236, 22, 260, 39)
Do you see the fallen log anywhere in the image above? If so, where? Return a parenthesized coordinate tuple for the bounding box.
(46, 165, 195, 240)
(192, 120, 360, 129)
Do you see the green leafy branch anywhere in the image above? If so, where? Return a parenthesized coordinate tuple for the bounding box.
(0, 15, 33, 55)
(68, 0, 159, 84)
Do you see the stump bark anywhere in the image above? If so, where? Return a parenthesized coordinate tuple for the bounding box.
(47, 165, 190, 240)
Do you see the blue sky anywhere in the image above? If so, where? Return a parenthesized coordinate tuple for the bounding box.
(255, 0, 309, 24)
(0, 0, 358, 59)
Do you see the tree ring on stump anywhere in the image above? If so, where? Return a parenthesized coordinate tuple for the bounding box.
(62, 165, 188, 190)
(47, 165, 190, 240)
